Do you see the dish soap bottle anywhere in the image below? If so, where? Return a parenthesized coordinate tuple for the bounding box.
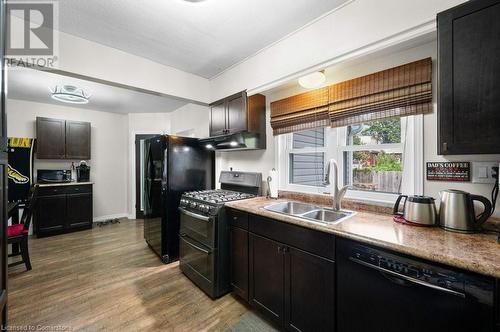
(71, 162, 77, 182)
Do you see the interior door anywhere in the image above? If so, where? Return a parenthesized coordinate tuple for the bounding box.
(0, 0, 8, 324)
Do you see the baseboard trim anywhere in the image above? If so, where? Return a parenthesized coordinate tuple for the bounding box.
(93, 213, 129, 223)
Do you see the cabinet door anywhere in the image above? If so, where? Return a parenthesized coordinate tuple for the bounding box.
(249, 233, 284, 325)
(36, 117, 66, 159)
(36, 195, 66, 234)
(226, 92, 247, 134)
(66, 193, 93, 229)
(438, 1, 500, 154)
(66, 120, 91, 159)
(285, 247, 335, 332)
(209, 100, 227, 136)
(230, 226, 249, 301)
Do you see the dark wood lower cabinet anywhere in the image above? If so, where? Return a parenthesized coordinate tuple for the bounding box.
(66, 193, 93, 229)
(36, 195, 67, 234)
(285, 247, 335, 332)
(230, 226, 249, 301)
(35, 184, 93, 237)
(249, 233, 285, 325)
(229, 209, 336, 332)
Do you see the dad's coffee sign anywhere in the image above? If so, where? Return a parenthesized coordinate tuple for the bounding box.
(426, 162, 470, 182)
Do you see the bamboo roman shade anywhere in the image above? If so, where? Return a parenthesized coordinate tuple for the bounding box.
(270, 87, 330, 135)
(270, 58, 432, 135)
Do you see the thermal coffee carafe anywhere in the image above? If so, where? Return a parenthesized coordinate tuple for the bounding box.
(439, 189, 492, 233)
(393, 195, 437, 226)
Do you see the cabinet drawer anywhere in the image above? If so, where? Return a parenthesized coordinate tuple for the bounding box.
(228, 209, 248, 230)
(37, 184, 92, 196)
(65, 185, 92, 194)
(249, 214, 335, 260)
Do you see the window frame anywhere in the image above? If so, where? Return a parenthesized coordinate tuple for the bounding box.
(277, 115, 424, 204)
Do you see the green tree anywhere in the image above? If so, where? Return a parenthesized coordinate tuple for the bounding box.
(368, 152, 402, 172)
(361, 118, 401, 144)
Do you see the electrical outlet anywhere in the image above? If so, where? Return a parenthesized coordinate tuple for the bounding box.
(471, 162, 499, 184)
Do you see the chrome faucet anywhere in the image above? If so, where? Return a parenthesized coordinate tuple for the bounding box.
(324, 159, 349, 211)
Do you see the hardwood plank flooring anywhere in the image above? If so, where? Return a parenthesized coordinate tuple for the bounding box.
(7, 220, 274, 331)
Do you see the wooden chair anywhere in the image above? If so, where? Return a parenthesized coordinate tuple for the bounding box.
(8, 187, 38, 271)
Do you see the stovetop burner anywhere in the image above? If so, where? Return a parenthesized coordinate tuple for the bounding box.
(183, 189, 254, 204)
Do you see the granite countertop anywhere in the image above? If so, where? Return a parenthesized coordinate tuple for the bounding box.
(225, 197, 500, 279)
(35, 181, 93, 187)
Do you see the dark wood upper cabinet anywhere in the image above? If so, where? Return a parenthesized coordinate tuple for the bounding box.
(209, 91, 265, 137)
(438, 0, 500, 154)
(209, 100, 227, 136)
(66, 120, 91, 159)
(36, 117, 91, 159)
(36, 117, 66, 159)
(226, 93, 247, 134)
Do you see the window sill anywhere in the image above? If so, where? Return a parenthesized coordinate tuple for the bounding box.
(278, 190, 394, 215)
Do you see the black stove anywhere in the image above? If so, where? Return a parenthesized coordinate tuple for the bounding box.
(181, 189, 254, 209)
(179, 171, 262, 299)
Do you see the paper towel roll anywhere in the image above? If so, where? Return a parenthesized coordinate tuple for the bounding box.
(267, 169, 279, 199)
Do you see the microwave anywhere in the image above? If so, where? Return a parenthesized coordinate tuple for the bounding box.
(37, 169, 72, 184)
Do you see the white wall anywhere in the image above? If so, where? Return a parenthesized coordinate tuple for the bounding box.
(169, 103, 210, 138)
(6, 99, 129, 221)
(209, 0, 466, 101)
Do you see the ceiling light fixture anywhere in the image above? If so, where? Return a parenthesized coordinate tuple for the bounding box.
(50, 85, 90, 104)
(298, 70, 326, 89)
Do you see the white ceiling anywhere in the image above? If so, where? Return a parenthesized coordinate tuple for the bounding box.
(54, 0, 349, 78)
(8, 68, 189, 113)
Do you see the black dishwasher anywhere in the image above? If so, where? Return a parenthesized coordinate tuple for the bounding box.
(337, 238, 495, 332)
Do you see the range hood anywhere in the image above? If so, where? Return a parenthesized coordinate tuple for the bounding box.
(199, 131, 266, 151)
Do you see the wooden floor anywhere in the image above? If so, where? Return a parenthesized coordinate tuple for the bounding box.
(7, 220, 273, 331)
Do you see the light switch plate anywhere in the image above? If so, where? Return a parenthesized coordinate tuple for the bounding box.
(471, 162, 499, 184)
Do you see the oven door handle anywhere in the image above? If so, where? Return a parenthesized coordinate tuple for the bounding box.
(348, 257, 466, 298)
(179, 207, 211, 221)
(180, 234, 211, 255)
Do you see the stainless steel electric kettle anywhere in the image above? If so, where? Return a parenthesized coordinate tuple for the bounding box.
(439, 189, 492, 233)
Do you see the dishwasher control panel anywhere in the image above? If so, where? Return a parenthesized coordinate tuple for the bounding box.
(349, 244, 465, 293)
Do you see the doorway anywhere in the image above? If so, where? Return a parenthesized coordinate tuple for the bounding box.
(135, 134, 158, 219)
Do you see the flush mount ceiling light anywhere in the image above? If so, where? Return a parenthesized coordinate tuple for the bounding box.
(298, 70, 326, 89)
(50, 85, 90, 104)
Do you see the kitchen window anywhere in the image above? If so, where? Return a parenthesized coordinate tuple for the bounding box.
(277, 115, 423, 203)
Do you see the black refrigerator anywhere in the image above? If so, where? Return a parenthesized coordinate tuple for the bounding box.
(143, 135, 214, 263)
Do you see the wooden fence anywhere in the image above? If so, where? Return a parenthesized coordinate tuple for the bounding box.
(353, 170, 402, 193)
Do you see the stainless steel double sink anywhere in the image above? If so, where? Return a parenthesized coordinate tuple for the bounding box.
(263, 201, 355, 224)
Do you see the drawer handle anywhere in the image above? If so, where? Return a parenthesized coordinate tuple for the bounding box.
(233, 216, 238, 220)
